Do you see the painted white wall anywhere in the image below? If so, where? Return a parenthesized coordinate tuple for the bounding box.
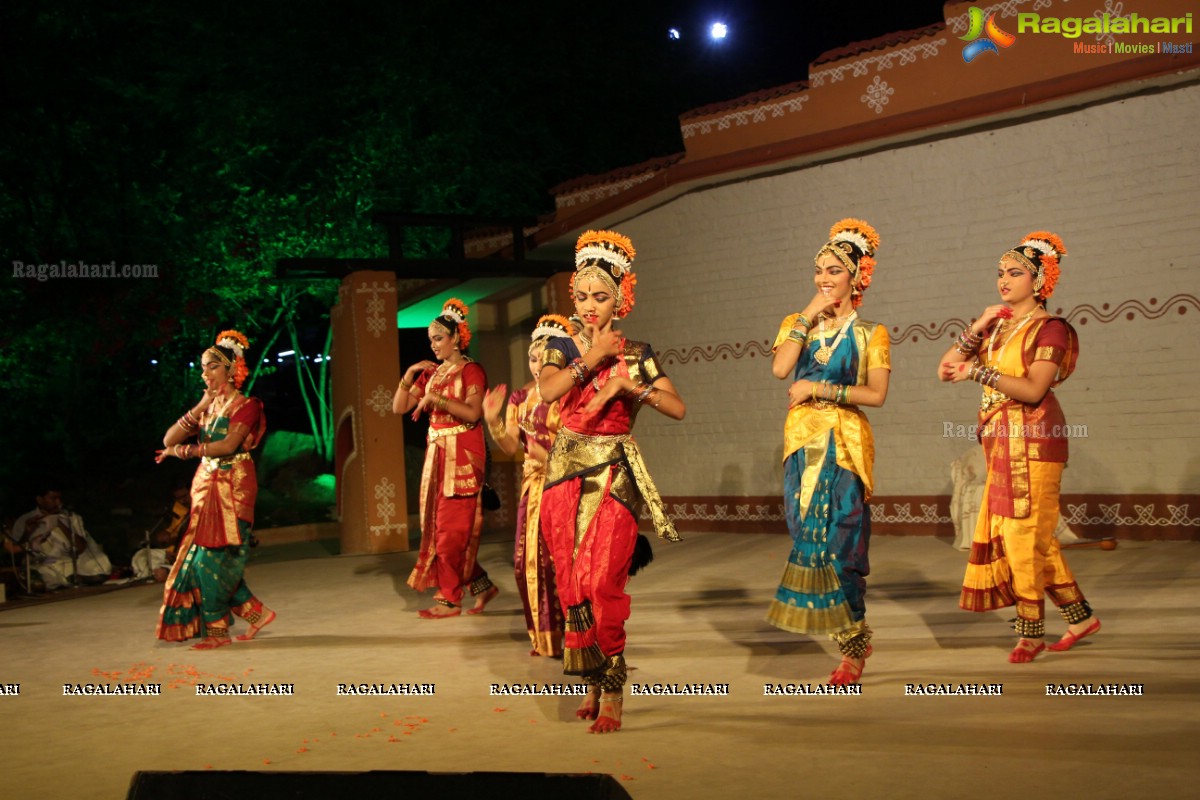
(612, 84, 1200, 500)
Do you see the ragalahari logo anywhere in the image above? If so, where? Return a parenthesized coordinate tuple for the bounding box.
(960, 7, 1017, 62)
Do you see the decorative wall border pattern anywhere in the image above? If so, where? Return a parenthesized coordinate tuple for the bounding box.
(809, 38, 948, 88)
(1062, 294, 1199, 325)
(1063, 502, 1199, 528)
(657, 495, 1200, 539)
(659, 297, 1198, 361)
(556, 170, 661, 210)
(889, 294, 1199, 345)
(659, 339, 773, 366)
(669, 501, 785, 523)
(891, 319, 970, 345)
(681, 95, 810, 139)
(1088, 0, 1133, 47)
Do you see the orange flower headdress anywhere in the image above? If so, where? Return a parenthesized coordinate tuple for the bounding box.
(208, 329, 251, 388)
(432, 298, 471, 350)
(529, 313, 571, 355)
(531, 313, 572, 342)
(573, 229, 638, 318)
(1003, 231, 1067, 300)
(815, 218, 880, 309)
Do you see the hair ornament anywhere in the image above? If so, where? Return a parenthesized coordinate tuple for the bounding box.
(531, 313, 572, 342)
(573, 230, 639, 318)
(816, 218, 880, 309)
(212, 329, 251, 388)
(1005, 230, 1067, 300)
(434, 298, 471, 349)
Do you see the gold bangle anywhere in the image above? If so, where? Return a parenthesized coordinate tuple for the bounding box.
(399, 379, 412, 392)
(489, 419, 507, 440)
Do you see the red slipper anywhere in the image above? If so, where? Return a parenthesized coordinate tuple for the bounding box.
(1047, 618, 1100, 652)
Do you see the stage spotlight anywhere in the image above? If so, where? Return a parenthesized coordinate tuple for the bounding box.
(710, 22, 728, 40)
(668, 27, 681, 40)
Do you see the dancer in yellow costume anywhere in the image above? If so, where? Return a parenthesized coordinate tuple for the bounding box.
(939, 230, 1100, 663)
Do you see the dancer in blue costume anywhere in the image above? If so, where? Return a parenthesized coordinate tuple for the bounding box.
(766, 219, 891, 685)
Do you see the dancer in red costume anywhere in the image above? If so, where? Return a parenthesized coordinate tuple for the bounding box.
(156, 330, 275, 649)
(538, 230, 686, 733)
(394, 299, 497, 618)
(939, 231, 1100, 663)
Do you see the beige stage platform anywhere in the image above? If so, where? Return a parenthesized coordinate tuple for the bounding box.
(2, 532, 1198, 800)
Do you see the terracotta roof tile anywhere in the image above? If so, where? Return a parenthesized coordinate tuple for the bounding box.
(550, 153, 684, 195)
(679, 81, 809, 122)
(812, 23, 946, 67)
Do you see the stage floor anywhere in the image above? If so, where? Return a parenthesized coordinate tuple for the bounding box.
(2, 533, 1198, 799)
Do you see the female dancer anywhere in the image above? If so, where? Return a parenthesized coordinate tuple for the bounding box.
(939, 231, 1099, 663)
(767, 219, 891, 684)
(538, 230, 686, 733)
(156, 330, 274, 649)
(482, 314, 570, 657)
(394, 299, 497, 618)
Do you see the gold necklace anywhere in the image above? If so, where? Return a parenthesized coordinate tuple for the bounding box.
(814, 311, 858, 365)
(211, 391, 234, 418)
(986, 309, 1038, 364)
(980, 309, 1039, 411)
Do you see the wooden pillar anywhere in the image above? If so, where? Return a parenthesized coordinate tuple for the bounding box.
(331, 272, 410, 554)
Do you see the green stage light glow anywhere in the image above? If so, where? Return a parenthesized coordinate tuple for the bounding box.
(395, 278, 525, 328)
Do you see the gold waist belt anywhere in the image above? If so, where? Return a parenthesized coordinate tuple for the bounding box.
(201, 451, 252, 473)
(549, 427, 680, 543)
(428, 422, 477, 442)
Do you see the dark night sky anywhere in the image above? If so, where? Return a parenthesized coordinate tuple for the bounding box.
(414, 0, 954, 185)
(639, 1, 948, 105)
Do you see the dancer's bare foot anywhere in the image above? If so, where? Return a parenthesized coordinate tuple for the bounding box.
(829, 657, 864, 685)
(588, 690, 622, 733)
(418, 599, 461, 619)
(235, 608, 276, 641)
(191, 630, 231, 650)
(1047, 618, 1100, 652)
(1008, 637, 1045, 663)
(467, 585, 499, 615)
(575, 685, 600, 720)
(829, 643, 872, 685)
